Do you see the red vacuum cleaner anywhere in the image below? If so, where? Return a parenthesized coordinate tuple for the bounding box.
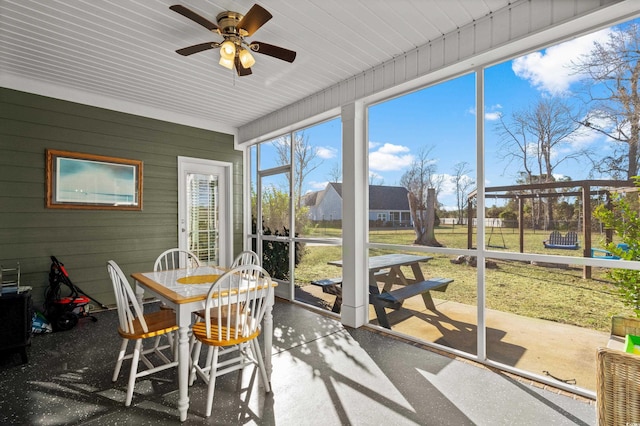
(44, 256, 107, 331)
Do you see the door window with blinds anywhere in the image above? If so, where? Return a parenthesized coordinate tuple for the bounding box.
(178, 157, 231, 268)
(187, 173, 220, 264)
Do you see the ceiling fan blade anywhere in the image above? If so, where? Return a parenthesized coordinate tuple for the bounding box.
(176, 42, 218, 56)
(236, 4, 272, 37)
(170, 5, 218, 31)
(234, 56, 253, 76)
(251, 41, 296, 63)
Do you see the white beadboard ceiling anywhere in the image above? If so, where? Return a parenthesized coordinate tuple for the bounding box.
(1, 0, 633, 136)
(0, 0, 514, 133)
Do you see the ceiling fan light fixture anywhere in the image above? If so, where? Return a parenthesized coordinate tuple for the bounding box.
(219, 56, 234, 69)
(239, 48, 256, 68)
(219, 39, 236, 60)
(172, 4, 297, 76)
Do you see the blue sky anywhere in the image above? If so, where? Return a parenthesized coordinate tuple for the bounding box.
(277, 18, 636, 210)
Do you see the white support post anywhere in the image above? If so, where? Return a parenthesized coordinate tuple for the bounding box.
(340, 101, 368, 328)
(476, 68, 486, 361)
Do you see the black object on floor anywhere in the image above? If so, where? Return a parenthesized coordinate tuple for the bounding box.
(0, 290, 32, 364)
(44, 256, 106, 331)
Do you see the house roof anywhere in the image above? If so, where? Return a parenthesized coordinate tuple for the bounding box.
(301, 191, 320, 207)
(369, 185, 410, 210)
(308, 183, 409, 210)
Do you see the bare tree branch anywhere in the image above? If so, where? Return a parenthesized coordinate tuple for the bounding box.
(571, 23, 640, 178)
(274, 132, 323, 208)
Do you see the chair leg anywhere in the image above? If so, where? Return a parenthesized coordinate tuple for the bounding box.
(173, 330, 179, 362)
(112, 339, 129, 382)
(189, 337, 203, 386)
(205, 346, 220, 418)
(250, 339, 271, 393)
(125, 339, 143, 406)
(204, 346, 214, 373)
(166, 330, 175, 355)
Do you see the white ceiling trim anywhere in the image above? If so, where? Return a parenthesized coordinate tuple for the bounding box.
(0, 73, 237, 136)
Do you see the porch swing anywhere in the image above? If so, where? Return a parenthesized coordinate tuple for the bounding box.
(543, 230, 580, 249)
(542, 195, 580, 250)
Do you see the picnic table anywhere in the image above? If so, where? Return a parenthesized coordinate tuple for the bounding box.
(325, 253, 453, 328)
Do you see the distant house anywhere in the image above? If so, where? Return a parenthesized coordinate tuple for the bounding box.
(303, 183, 412, 226)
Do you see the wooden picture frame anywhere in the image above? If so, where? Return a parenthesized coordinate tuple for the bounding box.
(46, 149, 143, 210)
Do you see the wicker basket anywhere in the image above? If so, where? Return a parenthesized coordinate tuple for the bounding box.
(596, 346, 640, 425)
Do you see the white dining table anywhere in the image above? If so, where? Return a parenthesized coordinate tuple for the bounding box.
(131, 265, 275, 422)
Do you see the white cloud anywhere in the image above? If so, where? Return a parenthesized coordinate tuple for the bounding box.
(316, 146, 337, 159)
(512, 28, 613, 95)
(570, 123, 602, 149)
(308, 181, 329, 191)
(369, 143, 414, 172)
(470, 104, 502, 120)
(485, 112, 501, 121)
(437, 174, 456, 196)
(369, 171, 385, 184)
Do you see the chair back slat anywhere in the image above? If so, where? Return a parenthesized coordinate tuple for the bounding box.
(154, 248, 201, 271)
(203, 264, 272, 343)
(231, 250, 260, 268)
(107, 260, 148, 334)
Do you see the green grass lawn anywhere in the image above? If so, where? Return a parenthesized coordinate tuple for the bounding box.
(294, 226, 633, 332)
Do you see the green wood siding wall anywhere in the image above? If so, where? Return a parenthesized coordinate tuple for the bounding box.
(0, 88, 243, 308)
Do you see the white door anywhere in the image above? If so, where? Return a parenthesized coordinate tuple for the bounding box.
(178, 157, 232, 267)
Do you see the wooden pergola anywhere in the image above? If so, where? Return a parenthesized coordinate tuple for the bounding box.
(467, 180, 635, 279)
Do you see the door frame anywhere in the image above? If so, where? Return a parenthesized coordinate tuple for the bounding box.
(177, 156, 233, 267)
(256, 164, 294, 300)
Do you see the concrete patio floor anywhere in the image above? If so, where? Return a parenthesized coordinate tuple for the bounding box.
(297, 284, 610, 393)
(0, 299, 596, 425)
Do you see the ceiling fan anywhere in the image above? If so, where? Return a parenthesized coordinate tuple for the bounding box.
(170, 4, 296, 76)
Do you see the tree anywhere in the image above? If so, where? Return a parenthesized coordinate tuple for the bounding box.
(259, 185, 290, 232)
(593, 179, 640, 317)
(273, 132, 323, 209)
(497, 98, 586, 229)
(572, 23, 640, 179)
(452, 161, 475, 224)
(253, 185, 307, 279)
(400, 148, 442, 246)
(369, 173, 384, 186)
(327, 163, 341, 183)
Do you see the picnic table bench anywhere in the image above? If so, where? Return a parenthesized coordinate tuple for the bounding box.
(310, 277, 342, 313)
(371, 278, 453, 329)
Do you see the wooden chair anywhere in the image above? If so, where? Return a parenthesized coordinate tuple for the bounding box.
(190, 264, 273, 417)
(231, 250, 260, 267)
(189, 249, 261, 384)
(135, 248, 202, 308)
(154, 248, 202, 271)
(106, 260, 179, 406)
(596, 346, 640, 425)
